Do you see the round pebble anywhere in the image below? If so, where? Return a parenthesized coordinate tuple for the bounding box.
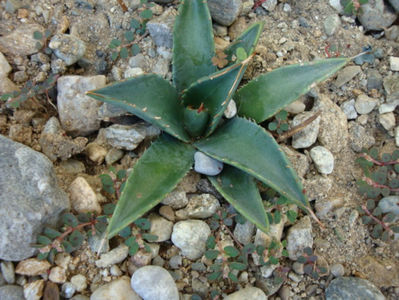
(310, 146, 334, 175)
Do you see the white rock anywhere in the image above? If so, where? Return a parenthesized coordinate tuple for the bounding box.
(23, 280, 44, 300)
(104, 124, 148, 150)
(329, 0, 344, 13)
(224, 286, 267, 300)
(57, 75, 106, 136)
(292, 112, 320, 149)
(0, 52, 11, 78)
(182, 193, 220, 219)
(131, 266, 178, 300)
(171, 220, 211, 260)
(341, 99, 358, 120)
(285, 100, 306, 114)
(390, 56, 399, 71)
(62, 282, 76, 298)
(261, 264, 279, 279)
(379, 100, 399, 114)
(224, 99, 237, 119)
(69, 177, 101, 214)
(378, 196, 399, 215)
(262, 0, 277, 11)
(15, 259, 51, 276)
(396, 127, 399, 147)
(86, 143, 107, 165)
(49, 266, 67, 283)
(355, 94, 378, 114)
(70, 274, 87, 292)
(286, 216, 313, 260)
(149, 215, 173, 242)
(379, 112, 396, 130)
(95, 244, 129, 268)
(91, 276, 140, 300)
(310, 146, 334, 175)
(234, 221, 255, 245)
(124, 67, 144, 78)
(161, 190, 188, 209)
(194, 151, 223, 176)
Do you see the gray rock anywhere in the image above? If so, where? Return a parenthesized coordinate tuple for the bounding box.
(1, 262, 15, 284)
(314, 95, 348, 154)
(70, 274, 87, 292)
(286, 216, 313, 260)
(291, 112, 320, 149)
(57, 75, 106, 136)
(331, 263, 345, 277)
(396, 127, 399, 147)
(0, 135, 69, 261)
(367, 69, 383, 90)
(0, 23, 44, 56)
(384, 74, 399, 100)
(390, 56, 399, 72)
(389, 0, 399, 12)
(378, 196, 399, 216)
(69, 177, 101, 214)
(281, 145, 310, 178)
(98, 103, 129, 121)
(40, 117, 88, 161)
(105, 148, 124, 165)
(72, 295, 90, 300)
(88, 232, 109, 254)
(95, 244, 129, 268)
(5, 0, 25, 13)
(385, 25, 399, 41)
(194, 151, 223, 176)
(329, 0, 344, 13)
(234, 221, 255, 245)
(0, 285, 24, 300)
(224, 286, 267, 300)
(0, 52, 11, 78)
(169, 255, 182, 269)
(131, 266, 178, 300)
(49, 34, 86, 66)
(285, 100, 306, 114)
(379, 100, 399, 114)
(379, 112, 396, 131)
(147, 9, 175, 48)
(355, 94, 378, 114)
(262, 0, 277, 11)
(208, 0, 242, 26)
(358, 0, 397, 31)
(334, 66, 361, 87)
(128, 54, 150, 71)
(348, 122, 375, 152)
(103, 123, 159, 150)
(162, 190, 188, 209)
(324, 14, 341, 36)
(341, 99, 358, 120)
(310, 146, 334, 175)
(0, 77, 19, 94)
(182, 194, 220, 219)
(61, 282, 76, 298)
(326, 277, 385, 300)
(149, 215, 173, 242)
(91, 276, 140, 300)
(171, 220, 211, 260)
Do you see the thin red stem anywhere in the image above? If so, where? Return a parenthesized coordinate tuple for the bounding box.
(360, 153, 399, 166)
(361, 204, 394, 235)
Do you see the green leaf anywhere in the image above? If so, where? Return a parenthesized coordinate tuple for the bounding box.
(106, 135, 195, 237)
(131, 44, 140, 56)
(182, 60, 249, 136)
(140, 9, 153, 19)
(116, 169, 127, 180)
(33, 31, 43, 40)
(119, 226, 131, 238)
(229, 262, 247, 271)
(236, 47, 247, 61)
(195, 117, 308, 209)
(235, 58, 348, 122)
(124, 31, 135, 42)
(87, 74, 190, 142)
(109, 39, 122, 49)
(120, 47, 129, 59)
(43, 227, 61, 239)
(62, 213, 79, 227)
(207, 271, 222, 281)
(205, 249, 219, 260)
(286, 210, 297, 223)
(206, 236, 216, 249)
(142, 233, 158, 242)
(224, 246, 239, 258)
(69, 230, 84, 247)
(111, 51, 119, 61)
(172, 0, 216, 92)
(228, 272, 239, 282)
(134, 218, 151, 230)
(209, 165, 268, 232)
(274, 210, 281, 224)
(62, 240, 74, 253)
(37, 252, 49, 260)
(224, 22, 264, 65)
(131, 18, 141, 29)
(103, 203, 116, 215)
(37, 235, 52, 245)
(268, 122, 278, 131)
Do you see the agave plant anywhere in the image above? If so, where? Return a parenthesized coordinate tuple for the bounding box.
(87, 0, 347, 238)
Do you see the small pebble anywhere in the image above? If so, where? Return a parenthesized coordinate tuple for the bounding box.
(310, 146, 334, 175)
(69, 177, 101, 214)
(95, 244, 129, 268)
(1, 261, 15, 284)
(194, 151, 223, 176)
(49, 266, 67, 284)
(355, 94, 378, 114)
(61, 282, 76, 298)
(390, 56, 399, 71)
(70, 274, 87, 292)
(379, 112, 396, 131)
(331, 263, 345, 277)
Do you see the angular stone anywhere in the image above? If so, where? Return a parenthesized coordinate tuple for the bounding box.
(183, 193, 220, 219)
(324, 14, 341, 36)
(161, 190, 188, 209)
(0, 24, 44, 56)
(149, 215, 173, 242)
(0, 285, 24, 300)
(355, 94, 378, 114)
(95, 244, 129, 268)
(286, 216, 313, 260)
(358, 0, 397, 31)
(281, 145, 310, 178)
(291, 112, 320, 149)
(208, 0, 242, 26)
(103, 123, 150, 150)
(147, 9, 175, 48)
(390, 56, 399, 72)
(310, 146, 334, 175)
(341, 99, 358, 120)
(0, 136, 69, 260)
(16, 259, 51, 276)
(57, 75, 106, 136)
(334, 66, 361, 87)
(24, 279, 45, 300)
(379, 112, 396, 131)
(225, 286, 267, 300)
(326, 277, 385, 300)
(194, 151, 223, 176)
(348, 122, 375, 152)
(69, 177, 101, 214)
(234, 221, 255, 245)
(49, 34, 86, 66)
(0, 52, 11, 78)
